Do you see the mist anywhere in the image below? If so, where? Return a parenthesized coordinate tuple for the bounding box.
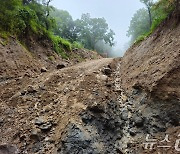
(50, 0, 145, 57)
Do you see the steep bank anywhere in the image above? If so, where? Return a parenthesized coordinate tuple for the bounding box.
(114, 8, 180, 153)
(0, 6, 180, 154)
(0, 36, 101, 78)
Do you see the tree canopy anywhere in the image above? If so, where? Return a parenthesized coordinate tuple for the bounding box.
(127, 8, 150, 42)
(0, 0, 115, 56)
(50, 11, 115, 51)
(127, 0, 176, 44)
(75, 13, 115, 50)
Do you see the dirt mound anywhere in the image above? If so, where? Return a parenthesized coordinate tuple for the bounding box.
(0, 35, 101, 79)
(0, 58, 121, 153)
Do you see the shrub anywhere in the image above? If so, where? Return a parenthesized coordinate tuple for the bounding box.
(72, 41, 84, 49)
(46, 32, 70, 58)
(134, 31, 152, 44)
(151, 0, 175, 32)
(58, 37, 72, 51)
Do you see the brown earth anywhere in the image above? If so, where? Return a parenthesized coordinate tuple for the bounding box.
(0, 7, 180, 154)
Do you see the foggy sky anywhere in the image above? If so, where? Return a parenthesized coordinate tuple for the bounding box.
(51, 0, 145, 56)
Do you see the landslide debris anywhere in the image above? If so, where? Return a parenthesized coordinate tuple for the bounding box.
(0, 6, 180, 154)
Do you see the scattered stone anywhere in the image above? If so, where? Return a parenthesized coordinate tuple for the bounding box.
(34, 117, 46, 125)
(0, 144, 18, 154)
(133, 116, 144, 127)
(105, 82, 113, 88)
(43, 105, 52, 112)
(40, 67, 47, 73)
(129, 128, 137, 136)
(0, 118, 4, 124)
(30, 128, 41, 140)
(103, 67, 112, 76)
(27, 85, 37, 93)
(121, 110, 128, 121)
(39, 122, 52, 131)
(96, 74, 108, 81)
(57, 63, 65, 69)
(21, 90, 26, 96)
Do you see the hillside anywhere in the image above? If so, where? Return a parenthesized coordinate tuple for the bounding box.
(114, 8, 180, 153)
(0, 35, 101, 78)
(0, 3, 180, 154)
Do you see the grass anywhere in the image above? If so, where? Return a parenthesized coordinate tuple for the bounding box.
(48, 55, 55, 61)
(134, 0, 175, 45)
(0, 30, 10, 46)
(45, 32, 72, 59)
(134, 31, 152, 45)
(72, 41, 84, 49)
(0, 4, 84, 60)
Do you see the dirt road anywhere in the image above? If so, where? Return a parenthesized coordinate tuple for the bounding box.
(0, 58, 119, 154)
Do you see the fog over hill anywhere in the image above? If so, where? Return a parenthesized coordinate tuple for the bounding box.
(51, 0, 145, 56)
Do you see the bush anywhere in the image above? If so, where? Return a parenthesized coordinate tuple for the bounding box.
(72, 41, 84, 49)
(129, 0, 176, 45)
(151, 0, 175, 32)
(46, 32, 70, 59)
(0, 0, 80, 59)
(134, 31, 152, 44)
(58, 37, 72, 51)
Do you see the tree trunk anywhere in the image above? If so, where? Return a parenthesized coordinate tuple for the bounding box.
(45, 0, 52, 30)
(147, 7, 152, 28)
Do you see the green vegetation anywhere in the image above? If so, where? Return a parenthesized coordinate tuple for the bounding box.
(72, 42, 84, 49)
(0, 0, 115, 58)
(0, 0, 68, 57)
(50, 9, 115, 51)
(74, 13, 115, 50)
(127, 0, 176, 44)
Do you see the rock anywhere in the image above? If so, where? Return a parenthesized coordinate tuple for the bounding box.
(30, 128, 41, 140)
(80, 111, 93, 124)
(43, 105, 52, 112)
(39, 85, 46, 91)
(34, 117, 52, 131)
(44, 137, 54, 143)
(133, 116, 144, 127)
(31, 142, 43, 153)
(20, 90, 26, 96)
(72, 48, 78, 52)
(27, 85, 37, 93)
(121, 110, 128, 121)
(96, 74, 108, 81)
(0, 118, 3, 124)
(40, 67, 47, 73)
(58, 123, 93, 154)
(88, 104, 104, 113)
(57, 63, 66, 69)
(34, 117, 46, 125)
(105, 82, 113, 88)
(103, 67, 112, 76)
(39, 122, 52, 131)
(0, 144, 18, 154)
(129, 128, 137, 136)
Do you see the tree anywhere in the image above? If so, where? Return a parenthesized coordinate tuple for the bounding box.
(127, 8, 150, 42)
(75, 13, 115, 50)
(0, 0, 22, 31)
(140, 0, 153, 27)
(50, 9, 77, 42)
